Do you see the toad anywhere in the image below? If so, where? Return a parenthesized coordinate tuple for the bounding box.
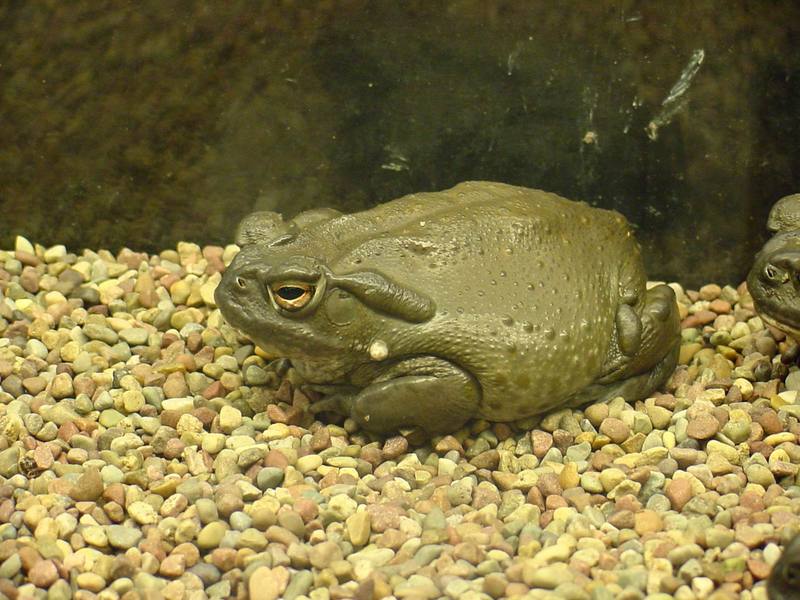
(215, 181, 680, 436)
(748, 193, 800, 340)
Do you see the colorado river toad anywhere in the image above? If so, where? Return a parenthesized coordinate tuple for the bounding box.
(768, 534, 800, 600)
(215, 181, 680, 436)
(748, 193, 800, 339)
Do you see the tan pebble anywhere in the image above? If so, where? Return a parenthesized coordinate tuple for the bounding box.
(50, 372, 74, 399)
(249, 565, 290, 600)
(584, 403, 609, 427)
(634, 510, 663, 535)
(763, 432, 795, 446)
(699, 284, 722, 301)
(76, 572, 106, 592)
(558, 462, 580, 489)
(346, 510, 371, 546)
(679, 343, 703, 364)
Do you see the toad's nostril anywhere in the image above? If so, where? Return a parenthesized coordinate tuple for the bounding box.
(235, 276, 247, 288)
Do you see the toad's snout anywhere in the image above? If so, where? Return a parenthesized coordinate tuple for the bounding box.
(215, 263, 267, 308)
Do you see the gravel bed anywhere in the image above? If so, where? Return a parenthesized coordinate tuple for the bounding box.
(0, 236, 798, 600)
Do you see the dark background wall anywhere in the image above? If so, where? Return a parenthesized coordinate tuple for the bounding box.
(1, 1, 798, 287)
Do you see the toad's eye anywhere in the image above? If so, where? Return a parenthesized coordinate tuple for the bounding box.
(270, 283, 315, 311)
(764, 264, 788, 283)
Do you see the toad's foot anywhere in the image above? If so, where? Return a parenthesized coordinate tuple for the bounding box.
(599, 283, 680, 384)
(312, 357, 481, 437)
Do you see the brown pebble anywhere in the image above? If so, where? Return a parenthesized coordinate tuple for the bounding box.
(293, 498, 319, 523)
(192, 407, 217, 428)
(33, 444, 54, 470)
(536, 473, 562, 497)
(19, 546, 43, 571)
(310, 427, 331, 452)
(470, 449, 500, 470)
(545, 495, 568, 510)
(755, 409, 783, 435)
(15, 250, 40, 266)
(209, 548, 237, 571)
(634, 510, 663, 535)
(687, 413, 720, 440)
(159, 553, 186, 577)
(163, 372, 189, 398)
(608, 509, 635, 529)
(699, 284, 722, 301)
(69, 467, 103, 502)
(216, 493, 244, 519)
(665, 478, 692, 511)
(434, 435, 464, 455)
(263, 450, 290, 469)
(22, 376, 47, 395)
(747, 558, 771, 580)
(382, 436, 408, 460)
(163, 438, 186, 460)
(531, 430, 553, 458)
(366, 503, 404, 533)
(709, 299, 731, 314)
(552, 429, 574, 452)
(159, 410, 182, 429)
(27, 559, 58, 588)
(599, 418, 630, 444)
(0, 501, 13, 524)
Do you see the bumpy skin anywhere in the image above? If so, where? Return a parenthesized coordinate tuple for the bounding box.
(748, 194, 800, 340)
(215, 181, 680, 436)
(768, 534, 800, 600)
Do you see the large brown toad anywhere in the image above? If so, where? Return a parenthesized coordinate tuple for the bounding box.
(215, 181, 680, 436)
(748, 193, 800, 340)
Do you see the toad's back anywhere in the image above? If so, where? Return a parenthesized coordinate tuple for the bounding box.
(290, 181, 647, 420)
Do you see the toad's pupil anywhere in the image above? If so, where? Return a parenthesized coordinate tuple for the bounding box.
(277, 286, 307, 300)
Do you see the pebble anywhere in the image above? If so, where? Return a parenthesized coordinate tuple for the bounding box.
(686, 412, 719, 439)
(347, 510, 371, 546)
(28, 559, 59, 588)
(69, 467, 104, 501)
(219, 405, 243, 432)
(599, 417, 630, 444)
(249, 565, 289, 600)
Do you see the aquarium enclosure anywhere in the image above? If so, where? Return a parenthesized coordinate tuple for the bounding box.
(1, 3, 800, 600)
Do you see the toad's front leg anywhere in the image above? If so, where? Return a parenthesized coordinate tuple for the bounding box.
(313, 357, 481, 437)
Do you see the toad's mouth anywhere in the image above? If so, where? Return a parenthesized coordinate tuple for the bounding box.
(755, 306, 800, 340)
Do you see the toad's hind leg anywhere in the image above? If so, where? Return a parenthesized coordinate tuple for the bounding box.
(625, 284, 680, 376)
(593, 283, 680, 402)
(568, 342, 679, 409)
(349, 357, 481, 437)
